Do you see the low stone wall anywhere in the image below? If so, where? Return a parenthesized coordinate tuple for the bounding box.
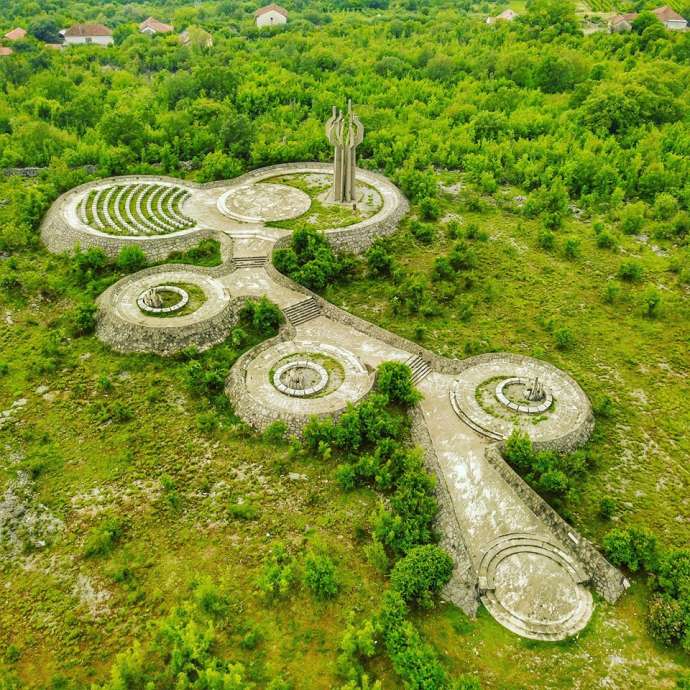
(484, 444, 629, 604)
(409, 406, 479, 616)
(96, 267, 241, 355)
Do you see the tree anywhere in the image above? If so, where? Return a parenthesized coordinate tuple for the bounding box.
(390, 544, 453, 609)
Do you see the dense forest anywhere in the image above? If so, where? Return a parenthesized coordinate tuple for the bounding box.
(0, 0, 689, 688)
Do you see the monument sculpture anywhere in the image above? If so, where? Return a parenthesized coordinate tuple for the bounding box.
(142, 287, 163, 309)
(325, 100, 364, 203)
(525, 376, 545, 402)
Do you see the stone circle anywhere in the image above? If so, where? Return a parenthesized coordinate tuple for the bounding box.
(273, 360, 329, 397)
(478, 533, 593, 640)
(137, 285, 189, 314)
(218, 182, 311, 223)
(450, 354, 593, 451)
(495, 377, 553, 414)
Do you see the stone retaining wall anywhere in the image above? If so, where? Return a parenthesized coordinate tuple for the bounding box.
(484, 445, 629, 603)
(409, 406, 479, 616)
(96, 279, 241, 356)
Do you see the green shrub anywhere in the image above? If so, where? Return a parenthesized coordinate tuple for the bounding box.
(554, 326, 574, 350)
(274, 227, 353, 291)
(375, 361, 422, 407)
(642, 287, 661, 318)
(596, 231, 616, 249)
(390, 544, 453, 609)
(378, 591, 448, 689)
(70, 301, 97, 336)
(448, 241, 476, 270)
(366, 241, 395, 277)
(620, 203, 646, 235)
(303, 551, 339, 600)
(538, 228, 555, 250)
(228, 500, 259, 520)
(193, 578, 229, 619)
(602, 526, 659, 573)
(84, 516, 126, 558)
(603, 280, 621, 304)
(647, 594, 685, 647)
(240, 296, 283, 336)
(363, 540, 389, 574)
(116, 245, 147, 273)
(599, 496, 616, 520)
(257, 544, 297, 599)
(409, 220, 435, 244)
(618, 260, 644, 282)
(263, 420, 288, 444)
(419, 196, 441, 221)
(563, 238, 580, 260)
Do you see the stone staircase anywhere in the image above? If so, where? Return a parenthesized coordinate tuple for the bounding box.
(477, 532, 593, 641)
(283, 297, 321, 326)
(404, 354, 432, 385)
(232, 255, 267, 270)
(449, 383, 503, 441)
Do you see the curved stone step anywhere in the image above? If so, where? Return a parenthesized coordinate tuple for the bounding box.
(449, 385, 503, 440)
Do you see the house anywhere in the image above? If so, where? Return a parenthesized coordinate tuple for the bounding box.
(486, 9, 518, 25)
(139, 17, 174, 35)
(255, 4, 288, 28)
(4, 27, 27, 41)
(609, 12, 638, 32)
(63, 23, 113, 46)
(0, 47, 13, 57)
(179, 27, 213, 48)
(652, 5, 688, 30)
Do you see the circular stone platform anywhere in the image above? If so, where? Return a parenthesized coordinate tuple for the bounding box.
(218, 183, 311, 223)
(96, 270, 236, 355)
(273, 360, 329, 397)
(450, 355, 593, 451)
(478, 533, 593, 640)
(227, 339, 373, 433)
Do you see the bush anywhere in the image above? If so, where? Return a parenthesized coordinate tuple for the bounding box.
(538, 228, 555, 250)
(603, 280, 621, 304)
(366, 241, 395, 277)
(563, 238, 580, 260)
(596, 231, 616, 250)
(620, 203, 646, 235)
(303, 551, 339, 600)
(240, 296, 283, 336)
(647, 594, 685, 647)
(83, 516, 125, 557)
(554, 326, 574, 350)
(409, 220, 435, 244)
(263, 420, 288, 444)
(116, 245, 147, 273)
(448, 241, 476, 270)
(72, 247, 108, 286)
(71, 301, 97, 336)
(602, 526, 659, 573)
(390, 545, 453, 609)
(274, 227, 352, 291)
(228, 500, 259, 520)
(378, 591, 448, 689)
(642, 287, 661, 318)
(419, 196, 441, 221)
(257, 544, 297, 599)
(375, 361, 422, 407)
(599, 496, 616, 520)
(618, 260, 644, 282)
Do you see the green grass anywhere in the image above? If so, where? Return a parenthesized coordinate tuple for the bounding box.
(265, 173, 382, 231)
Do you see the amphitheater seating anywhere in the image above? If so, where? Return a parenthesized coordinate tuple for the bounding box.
(77, 183, 196, 236)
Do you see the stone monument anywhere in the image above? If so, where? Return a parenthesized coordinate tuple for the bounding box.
(525, 377, 545, 402)
(325, 100, 364, 203)
(142, 287, 162, 309)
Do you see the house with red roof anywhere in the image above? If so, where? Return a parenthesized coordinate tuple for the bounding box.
(0, 46, 14, 57)
(63, 23, 113, 46)
(4, 27, 27, 41)
(255, 4, 288, 28)
(139, 17, 174, 36)
(652, 5, 687, 30)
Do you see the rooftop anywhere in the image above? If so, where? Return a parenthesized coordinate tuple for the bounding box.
(63, 23, 113, 38)
(4, 27, 27, 41)
(255, 4, 289, 18)
(139, 17, 174, 33)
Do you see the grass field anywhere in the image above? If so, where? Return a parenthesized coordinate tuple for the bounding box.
(1, 185, 689, 686)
